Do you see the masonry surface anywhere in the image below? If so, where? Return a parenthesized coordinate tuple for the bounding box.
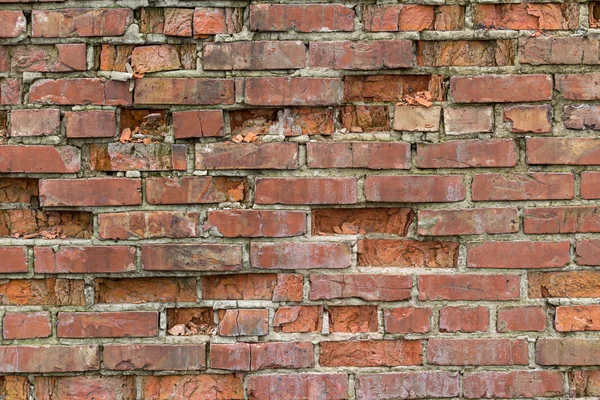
(1, 0, 600, 399)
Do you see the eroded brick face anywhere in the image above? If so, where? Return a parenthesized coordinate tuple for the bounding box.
(0, 0, 595, 397)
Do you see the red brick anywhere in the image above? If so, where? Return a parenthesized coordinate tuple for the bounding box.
(0, 345, 98, 372)
(99, 211, 198, 240)
(473, 3, 578, 30)
(344, 74, 444, 102)
(439, 306, 489, 333)
(146, 176, 246, 204)
(428, 339, 528, 366)
(556, 305, 600, 331)
(582, 171, 600, 199)
(393, 105, 441, 132)
(98, 44, 133, 72)
(365, 175, 466, 203)
(0, 247, 27, 273)
(10, 109, 59, 137)
(39, 178, 141, 207)
(3, 312, 51, 339)
(142, 244, 242, 272)
(202, 274, 303, 301)
(556, 73, 600, 100)
(464, 371, 564, 398)
(577, 239, 600, 265)
(255, 343, 313, 370)
(245, 77, 342, 106)
(57, 311, 158, 338)
(358, 239, 458, 268)
(340, 105, 390, 133)
(310, 274, 412, 301)
(95, 277, 197, 303)
(274, 306, 322, 333)
(34, 246, 135, 273)
(418, 208, 518, 236)
(104, 344, 205, 371)
(310, 40, 413, 69)
(356, 372, 459, 400)
(443, 107, 494, 135)
(163, 8, 193, 36)
(0, 78, 20, 105)
(89, 143, 186, 171)
(0, 278, 84, 306)
(33, 9, 133, 37)
(131, 45, 185, 74)
(209, 343, 250, 370)
(307, 142, 410, 169)
(467, 241, 570, 269)
(363, 4, 463, 31)
(504, 105, 552, 133)
(251, 242, 351, 270)
(0, 11, 26, 38)
(193, 8, 241, 37)
(35, 376, 135, 400)
(527, 137, 600, 165)
(205, 41, 305, 70)
(29, 78, 131, 105)
(205, 210, 305, 238)
(249, 4, 354, 32)
(564, 104, 600, 130)
(537, 339, 600, 365)
(248, 374, 348, 400)
(218, 309, 268, 336)
(417, 139, 517, 168)
(212, 342, 314, 371)
(384, 307, 432, 333)
(0, 146, 79, 173)
(450, 75, 552, 103)
(418, 40, 514, 67)
(320, 340, 422, 367)
(9, 44, 86, 72)
(172, 110, 224, 138)
(498, 307, 546, 332)
(65, 110, 116, 138)
(312, 208, 413, 236)
(329, 305, 378, 333)
(140, 375, 243, 400)
(525, 206, 600, 233)
(520, 36, 600, 65)
(256, 177, 356, 205)
(134, 78, 234, 105)
(570, 370, 600, 397)
(528, 271, 600, 298)
(472, 173, 574, 201)
(419, 275, 520, 301)
(196, 142, 298, 170)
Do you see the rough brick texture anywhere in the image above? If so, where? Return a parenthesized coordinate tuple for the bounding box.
(0, 0, 596, 397)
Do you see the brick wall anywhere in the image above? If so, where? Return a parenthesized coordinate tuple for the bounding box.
(0, 0, 599, 399)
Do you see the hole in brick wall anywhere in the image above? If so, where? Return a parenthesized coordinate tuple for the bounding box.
(312, 208, 414, 236)
(229, 109, 279, 142)
(0, 111, 7, 140)
(592, 3, 600, 27)
(119, 109, 169, 143)
(0, 209, 92, 239)
(340, 105, 389, 133)
(0, 178, 38, 204)
(167, 307, 214, 336)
